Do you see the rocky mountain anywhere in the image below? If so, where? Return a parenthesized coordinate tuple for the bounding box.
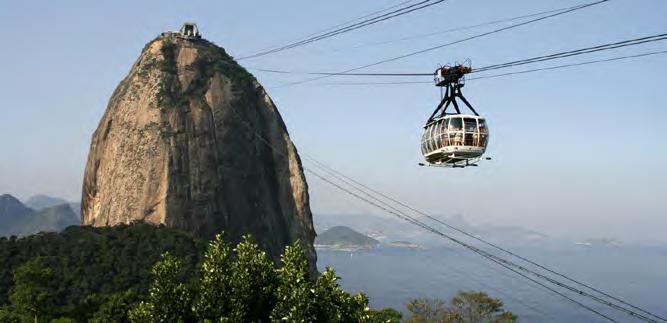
(0, 194, 79, 237)
(81, 28, 316, 269)
(316, 226, 379, 250)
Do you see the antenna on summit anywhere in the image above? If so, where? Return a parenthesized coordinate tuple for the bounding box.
(178, 22, 202, 40)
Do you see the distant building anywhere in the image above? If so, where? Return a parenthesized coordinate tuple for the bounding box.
(179, 22, 201, 39)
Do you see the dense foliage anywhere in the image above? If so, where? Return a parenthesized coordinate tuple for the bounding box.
(0, 224, 393, 322)
(0, 222, 516, 322)
(0, 223, 205, 321)
(125, 235, 386, 323)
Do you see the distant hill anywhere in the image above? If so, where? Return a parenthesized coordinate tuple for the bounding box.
(0, 194, 80, 237)
(315, 213, 549, 248)
(25, 194, 69, 210)
(69, 202, 81, 219)
(0, 195, 33, 232)
(316, 226, 379, 250)
(23, 194, 81, 219)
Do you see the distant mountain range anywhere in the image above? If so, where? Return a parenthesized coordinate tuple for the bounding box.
(0, 194, 80, 237)
(314, 213, 550, 248)
(24, 194, 69, 210)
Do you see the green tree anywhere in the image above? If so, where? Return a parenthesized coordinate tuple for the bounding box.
(8, 258, 56, 323)
(368, 308, 403, 323)
(48, 318, 74, 323)
(229, 235, 277, 322)
(406, 298, 448, 323)
(406, 291, 517, 323)
(314, 267, 372, 322)
(128, 253, 192, 323)
(449, 291, 517, 323)
(89, 290, 139, 323)
(0, 223, 205, 312)
(192, 233, 233, 321)
(0, 307, 29, 323)
(270, 241, 317, 322)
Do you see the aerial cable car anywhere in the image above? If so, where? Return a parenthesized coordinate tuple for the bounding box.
(420, 62, 490, 168)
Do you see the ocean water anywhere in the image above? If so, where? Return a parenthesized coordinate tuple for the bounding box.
(317, 245, 667, 322)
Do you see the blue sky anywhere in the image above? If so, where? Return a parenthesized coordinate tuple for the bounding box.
(0, 0, 666, 242)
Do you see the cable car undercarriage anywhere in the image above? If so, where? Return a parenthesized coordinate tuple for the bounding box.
(420, 63, 491, 168)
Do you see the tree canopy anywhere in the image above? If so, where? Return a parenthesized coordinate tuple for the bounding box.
(405, 292, 517, 323)
(0, 222, 517, 323)
(0, 223, 205, 321)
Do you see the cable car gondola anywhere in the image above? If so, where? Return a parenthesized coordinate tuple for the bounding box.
(420, 63, 490, 168)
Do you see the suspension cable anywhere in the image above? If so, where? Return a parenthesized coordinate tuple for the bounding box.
(220, 92, 663, 322)
(249, 67, 433, 76)
(238, 0, 448, 60)
(303, 157, 666, 322)
(338, 3, 598, 51)
(468, 50, 667, 80)
(473, 33, 667, 73)
(302, 160, 661, 322)
(271, 0, 609, 88)
(432, 246, 560, 321)
(245, 0, 420, 55)
(302, 168, 621, 323)
(247, 32, 667, 81)
(293, 50, 667, 86)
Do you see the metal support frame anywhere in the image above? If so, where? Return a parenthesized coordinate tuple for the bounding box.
(427, 82, 478, 123)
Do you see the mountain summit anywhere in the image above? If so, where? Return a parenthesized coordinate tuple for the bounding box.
(81, 26, 316, 267)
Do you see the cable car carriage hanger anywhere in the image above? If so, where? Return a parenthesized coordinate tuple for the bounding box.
(420, 61, 492, 168)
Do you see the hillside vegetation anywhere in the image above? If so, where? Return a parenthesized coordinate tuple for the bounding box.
(0, 222, 205, 320)
(0, 223, 391, 322)
(0, 222, 516, 322)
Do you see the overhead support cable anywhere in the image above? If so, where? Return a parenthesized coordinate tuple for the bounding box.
(302, 159, 664, 323)
(473, 33, 667, 72)
(247, 0, 419, 55)
(220, 87, 665, 322)
(303, 50, 667, 85)
(301, 167, 619, 323)
(247, 33, 667, 81)
(335, 3, 599, 51)
(246, 33, 667, 84)
(303, 156, 667, 322)
(249, 67, 433, 76)
(468, 50, 667, 80)
(271, 0, 609, 88)
(238, 0, 448, 60)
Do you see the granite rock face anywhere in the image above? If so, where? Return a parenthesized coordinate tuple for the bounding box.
(81, 33, 316, 269)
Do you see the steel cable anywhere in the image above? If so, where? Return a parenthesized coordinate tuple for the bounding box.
(238, 0, 447, 60)
(272, 0, 609, 88)
(220, 96, 662, 322)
